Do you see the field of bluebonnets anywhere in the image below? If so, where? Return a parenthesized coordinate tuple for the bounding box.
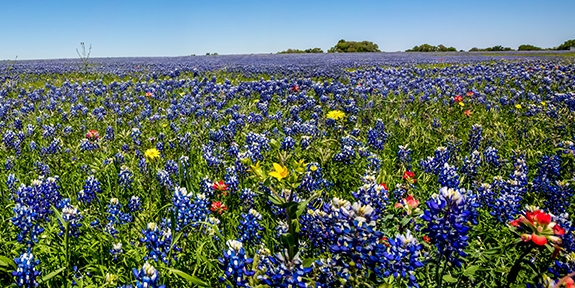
(0, 52, 574, 287)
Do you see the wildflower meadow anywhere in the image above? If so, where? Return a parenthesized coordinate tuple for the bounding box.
(0, 52, 574, 287)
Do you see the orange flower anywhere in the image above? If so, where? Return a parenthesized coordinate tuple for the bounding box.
(145, 91, 153, 97)
(466, 91, 474, 97)
(464, 109, 472, 117)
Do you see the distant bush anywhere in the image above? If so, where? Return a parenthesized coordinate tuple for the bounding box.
(518, 44, 542, 51)
(328, 39, 381, 53)
(278, 48, 324, 54)
(406, 44, 457, 52)
(469, 45, 513, 52)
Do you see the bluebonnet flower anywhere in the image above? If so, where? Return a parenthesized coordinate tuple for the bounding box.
(238, 209, 264, 246)
(171, 187, 210, 232)
(130, 128, 141, 146)
(140, 222, 179, 264)
(77, 175, 102, 204)
(80, 138, 98, 152)
(397, 145, 412, 170)
(132, 262, 165, 288)
(110, 242, 123, 261)
(460, 150, 482, 182)
(12, 249, 41, 287)
(224, 166, 239, 193)
(5, 156, 14, 171)
(239, 188, 257, 208)
(419, 146, 450, 175)
(156, 169, 173, 189)
(218, 240, 255, 287)
(468, 124, 482, 151)
(352, 173, 388, 218)
(12, 203, 44, 245)
(297, 162, 329, 195)
(114, 152, 125, 165)
(57, 198, 83, 238)
(128, 195, 142, 213)
(105, 126, 114, 141)
(256, 249, 313, 287)
(7, 173, 18, 193)
(438, 163, 460, 189)
(103, 198, 132, 237)
(118, 166, 133, 190)
(483, 146, 500, 167)
(280, 135, 295, 151)
(34, 161, 50, 176)
(422, 187, 471, 268)
(367, 119, 388, 150)
(300, 136, 312, 150)
(371, 230, 424, 287)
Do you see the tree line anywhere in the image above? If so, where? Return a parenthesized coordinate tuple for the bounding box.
(277, 39, 575, 54)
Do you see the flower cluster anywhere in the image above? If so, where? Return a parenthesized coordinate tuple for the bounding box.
(12, 249, 41, 287)
(132, 262, 165, 288)
(422, 187, 471, 267)
(140, 222, 180, 264)
(218, 240, 255, 287)
(510, 207, 565, 246)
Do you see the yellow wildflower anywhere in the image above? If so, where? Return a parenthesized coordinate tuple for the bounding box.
(144, 148, 161, 160)
(326, 110, 345, 120)
(515, 104, 522, 109)
(269, 163, 289, 181)
(458, 102, 465, 107)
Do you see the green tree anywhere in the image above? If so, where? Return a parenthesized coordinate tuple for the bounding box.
(556, 39, 575, 50)
(518, 44, 542, 51)
(328, 39, 380, 53)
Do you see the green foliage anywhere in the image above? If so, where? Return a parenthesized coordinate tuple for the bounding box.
(278, 48, 324, 54)
(406, 43, 457, 52)
(518, 44, 542, 51)
(328, 39, 381, 53)
(555, 39, 575, 50)
(469, 45, 513, 52)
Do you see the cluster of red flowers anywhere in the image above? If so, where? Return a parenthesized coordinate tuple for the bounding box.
(510, 209, 565, 246)
(210, 181, 229, 214)
(86, 129, 99, 141)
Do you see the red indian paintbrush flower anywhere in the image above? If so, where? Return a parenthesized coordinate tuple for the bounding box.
(403, 171, 416, 184)
(510, 208, 564, 247)
(86, 129, 99, 141)
(210, 201, 227, 215)
(212, 181, 228, 192)
(454, 95, 463, 103)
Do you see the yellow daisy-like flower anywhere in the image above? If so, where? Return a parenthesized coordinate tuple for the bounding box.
(540, 101, 546, 106)
(326, 110, 346, 120)
(458, 102, 465, 107)
(144, 148, 161, 160)
(515, 104, 522, 109)
(269, 163, 289, 181)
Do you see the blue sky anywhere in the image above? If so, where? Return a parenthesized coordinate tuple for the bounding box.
(1, 0, 574, 60)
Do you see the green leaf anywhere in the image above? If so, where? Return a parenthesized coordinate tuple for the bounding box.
(463, 265, 480, 277)
(442, 274, 458, 283)
(41, 266, 66, 283)
(0, 255, 16, 269)
(164, 267, 210, 287)
(400, 216, 412, 226)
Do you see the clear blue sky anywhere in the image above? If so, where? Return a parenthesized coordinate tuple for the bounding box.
(1, 0, 574, 60)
